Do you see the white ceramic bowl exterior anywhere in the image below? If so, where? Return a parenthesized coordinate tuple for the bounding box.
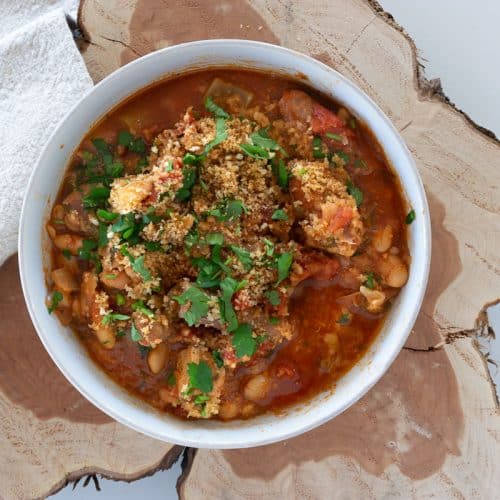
(19, 40, 431, 448)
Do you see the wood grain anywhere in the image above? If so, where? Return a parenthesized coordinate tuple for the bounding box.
(0, 256, 181, 498)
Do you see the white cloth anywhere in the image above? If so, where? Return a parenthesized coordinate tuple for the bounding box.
(0, 3, 92, 265)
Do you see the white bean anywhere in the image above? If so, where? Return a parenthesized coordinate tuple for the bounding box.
(244, 374, 269, 402)
(373, 225, 393, 253)
(51, 268, 78, 292)
(147, 343, 168, 374)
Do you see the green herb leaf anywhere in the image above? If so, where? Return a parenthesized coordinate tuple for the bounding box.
(132, 300, 155, 317)
(47, 291, 63, 314)
(405, 209, 416, 224)
(363, 271, 377, 290)
(271, 209, 288, 221)
(325, 132, 343, 142)
(118, 130, 146, 154)
(131, 255, 151, 281)
(249, 128, 287, 156)
(92, 138, 109, 154)
(175, 166, 197, 202)
(263, 238, 275, 257)
(335, 151, 350, 164)
(194, 394, 210, 405)
(276, 252, 293, 284)
(62, 249, 72, 260)
(204, 117, 227, 154)
(207, 199, 247, 222)
(105, 161, 124, 179)
(240, 143, 270, 159)
(96, 209, 118, 222)
(354, 158, 366, 169)
(232, 323, 256, 358)
(184, 228, 199, 255)
(83, 186, 110, 208)
(346, 181, 363, 207)
(265, 290, 281, 306)
(204, 232, 224, 246)
(187, 361, 213, 393)
(78, 239, 98, 259)
(98, 222, 108, 248)
(312, 136, 326, 159)
(116, 330, 126, 338)
(272, 159, 290, 190)
(116, 293, 126, 306)
(205, 96, 230, 118)
(212, 350, 224, 368)
(173, 286, 210, 326)
(130, 322, 142, 342)
(219, 277, 240, 332)
(167, 371, 176, 386)
(269, 317, 280, 325)
(102, 312, 130, 325)
(230, 245, 253, 270)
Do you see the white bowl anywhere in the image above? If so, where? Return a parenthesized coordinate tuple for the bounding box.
(18, 40, 431, 448)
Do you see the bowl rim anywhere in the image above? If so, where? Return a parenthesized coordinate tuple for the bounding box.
(18, 39, 431, 448)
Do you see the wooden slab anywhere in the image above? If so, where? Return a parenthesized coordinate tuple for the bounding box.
(1, 0, 497, 497)
(0, 256, 181, 499)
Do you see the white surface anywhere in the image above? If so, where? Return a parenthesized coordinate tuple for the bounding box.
(19, 40, 431, 451)
(50, 1, 500, 497)
(0, 3, 92, 265)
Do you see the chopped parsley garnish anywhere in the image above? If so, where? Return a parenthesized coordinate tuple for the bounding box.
(131, 255, 152, 281)
(240, 143, 270, 159)
(265, 290, 281, 306)
(363, 271, 377, 290)
(130, 322, 142, 342)
(325, 132, 343, 142)
(116, 293, 126, 306)
(272, 159, 290, 190)
(354, 158, 367, 169)
(205, 96, 230, 118)
(271, 209, 288, 221)
(175, 166, 197, 202)
(276, 252, 293, 284)
(312, 136, 326, 159)
(117, 130, 146, 154)
(232, 323, 256, 358)
(263, 238, 275, 257)
(83, 186, 110, 208)
(230, 245, 253, 270)
(212, 350, 224, 368)
(173, 286, 210, 326)
(102, 312, 130, 325)
(346, 181, 363, 207)
(167, 371, 176, 386)
(269, 317, 280, 325)
(194, 394, 210, 406)
(337, 312, 351, 325)
(405, 209, 416, 224)
(78, 239, 97, 259)
(219, 276, 243, 332)
(207, 199, 247, 222)
(335, 151, 350, 164)
(62, 249, 72, 260)
(98, 222, 108, 248)
(205, 117, 228, 155)
(187, 361, 213, 393)
(204, 232, 224, 246)
(47, 291, 63, 314)
(96, 209, 118, 222)
(78, 239, 102, 272)
(249, 128, 287, 156)
(132, 300, 154, 317)
(116, 330, 126, 338)
(184, 228, 199, 255)
(192, 256, 223, 288)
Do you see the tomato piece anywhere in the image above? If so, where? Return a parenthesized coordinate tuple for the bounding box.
(311, 102, 346, 135)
